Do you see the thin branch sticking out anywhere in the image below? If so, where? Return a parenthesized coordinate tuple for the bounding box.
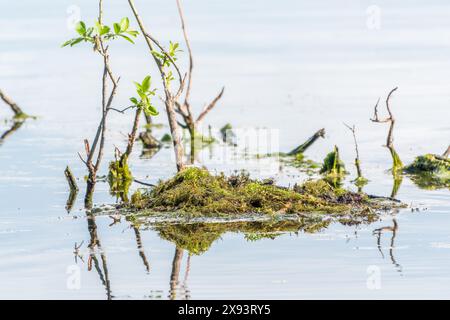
(0, 89, 25, 117)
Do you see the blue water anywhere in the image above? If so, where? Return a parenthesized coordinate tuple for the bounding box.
(0, 0, 449, 299)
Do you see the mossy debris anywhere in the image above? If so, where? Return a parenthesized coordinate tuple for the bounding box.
(404, 154, 450, 189)
(128, 167, 401, 216)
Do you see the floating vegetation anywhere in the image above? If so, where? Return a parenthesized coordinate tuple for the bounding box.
(127, 167, 403, 217)
(404, 154, 450, 190)
(285, 153, 320, 174)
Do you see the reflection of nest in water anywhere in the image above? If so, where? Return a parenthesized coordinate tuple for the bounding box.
(135, 212, 382, 255)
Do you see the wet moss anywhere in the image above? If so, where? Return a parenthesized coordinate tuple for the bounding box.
(127, 167, 400, 216)
(404, 154, 450, 189)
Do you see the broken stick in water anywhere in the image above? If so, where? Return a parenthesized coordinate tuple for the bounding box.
(288, 128, 325, 156)
(64, 166, 79, 192)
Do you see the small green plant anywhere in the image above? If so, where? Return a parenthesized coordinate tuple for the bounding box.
(62, 18, 139, 48)
(151, 41, 181, 67)
(130, 76, 158, 117)
(151, 41, 181, 86)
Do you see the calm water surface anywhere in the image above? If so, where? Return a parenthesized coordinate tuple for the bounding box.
(0, 0, 449, 299)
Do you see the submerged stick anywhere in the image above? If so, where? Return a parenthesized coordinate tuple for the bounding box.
(0, 89, 25, 117)
(288, 128, 325, 156)
(64, 166, 79, 192)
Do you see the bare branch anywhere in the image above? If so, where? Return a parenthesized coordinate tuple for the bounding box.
(124, 108, 142, 157)
(176, 0, 194, 103)
(385, 86, 398, 120)
(195, 86, 225, 125)
(344, 123, 363, 179)
(109, 106, 134, 114)
(0, 89, 25, 116)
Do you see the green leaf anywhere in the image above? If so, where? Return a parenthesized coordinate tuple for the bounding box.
(61, 40, 73, 48)
(137, 90, 147, 101)
(126, 30, 139, 37)
(113, 23, 121, 34)
(134, 81, 142, 91)
(101, 26, 110, 36)
(120, 17, 129, 31)
(75, 21, 86, 36)
(130, 97, 139, 105)
(144, 104, 159, 116)
(119, 34, 135, 44)
(71, 38, 84, 46)
(86, 27, 94, 37)
(141, 76, 151, 92)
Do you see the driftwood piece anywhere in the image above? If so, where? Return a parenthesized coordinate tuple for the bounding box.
(288, 128, 325, 156)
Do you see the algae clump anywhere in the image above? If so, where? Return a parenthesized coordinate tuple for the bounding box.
(128, 167, 398, 216)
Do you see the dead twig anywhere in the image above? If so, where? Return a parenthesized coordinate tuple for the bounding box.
(343, 124, 364, 180)
(371, 87, 403, 171)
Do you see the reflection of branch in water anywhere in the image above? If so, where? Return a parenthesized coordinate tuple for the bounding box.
(373, 218, 402, 274)
(169, 247, 184, 300)
(0, 119, 24, 144)
(391, 175, 403, 199)
(133, 226, 151, 273)
(73, 241, 84, 263)
(65, 190, 78, 213)
(86, 212, 113, 300)
(180, 253, 191, 300)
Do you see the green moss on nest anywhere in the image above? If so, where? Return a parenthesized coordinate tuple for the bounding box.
(404, 154, 450, 189)
(128, 167, 399, 216)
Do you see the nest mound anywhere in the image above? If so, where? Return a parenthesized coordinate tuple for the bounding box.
(128, 167, 401, 216)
